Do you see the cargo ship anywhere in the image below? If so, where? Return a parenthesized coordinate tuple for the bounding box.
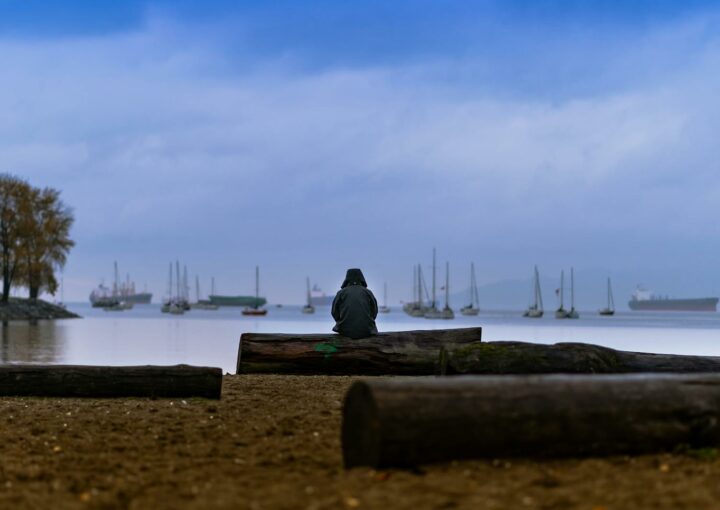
(628, 287, 718, 312)
(208, 295, 266, 307)
(89, 265, 152, 307)
(310, 284, 334, 307)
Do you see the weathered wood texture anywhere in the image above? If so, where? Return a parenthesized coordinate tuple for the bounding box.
(342, 374, 720, 468)
(0, 364, 222, 398)
(237, 328, 482, 375)
(442, 341, 720, 375)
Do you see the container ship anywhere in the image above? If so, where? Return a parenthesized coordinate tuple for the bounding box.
(208, 295, 266, 307)
(628, 287, 718, 312)
(89, 282, 152, 307)
(310, 284, 334, 307)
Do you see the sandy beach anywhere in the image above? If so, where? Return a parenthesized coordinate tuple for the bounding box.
(0, 374, 719, 509)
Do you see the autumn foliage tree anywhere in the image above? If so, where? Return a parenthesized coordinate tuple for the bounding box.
(0, 174, 75, 302)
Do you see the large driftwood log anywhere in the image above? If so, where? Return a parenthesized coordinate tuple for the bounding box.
(0, 364, 222, 398)
(342, 374, 720, 468)
(442, 341, 720, 375)
(237, 328, 482, 375)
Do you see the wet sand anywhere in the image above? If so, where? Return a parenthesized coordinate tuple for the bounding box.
(1, 375, 719, 509)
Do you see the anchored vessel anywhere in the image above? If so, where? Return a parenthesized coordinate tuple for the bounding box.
(628, 287, 718, 312)
(523, 265, 544, 318)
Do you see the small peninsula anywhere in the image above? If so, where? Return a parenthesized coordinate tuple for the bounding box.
(0, 298, 79, 321)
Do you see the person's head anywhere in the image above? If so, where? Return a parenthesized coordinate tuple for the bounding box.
(341, 268, 367, 288)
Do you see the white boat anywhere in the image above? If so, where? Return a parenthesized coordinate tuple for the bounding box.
(523, 265, 544, 318)
(403, 264, 428, 317)
(599, 277, 615, 316)
(425, 253, 454, 320)
(567, 267, 579, 319)
(378, 282, 390, 314)
(460, 262, 480, 316)
(302, 277, 315, 314)
(555, 270, 570, 319)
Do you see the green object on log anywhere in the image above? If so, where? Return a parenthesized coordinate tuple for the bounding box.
(237, 328, 482, 375)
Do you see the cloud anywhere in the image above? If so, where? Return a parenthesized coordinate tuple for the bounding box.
(1, 8, 720, 301)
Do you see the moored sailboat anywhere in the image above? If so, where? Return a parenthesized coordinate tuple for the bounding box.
(567, 267, 579, 319)
(523, 265, 543, 318)
(460, 262, 480, 316)
(302, 277, 315, 314)
(242, 266, 268, 316)
(555, 270, 570, 319)
(599, 277, 615, 316)
(379, 282, 390, 314)
(425, 258, 454, 320)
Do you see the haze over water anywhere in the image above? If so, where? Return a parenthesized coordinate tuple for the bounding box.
(4, 304, 720, 373)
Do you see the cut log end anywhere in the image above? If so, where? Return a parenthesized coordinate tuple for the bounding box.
(342, 381, 382, 468)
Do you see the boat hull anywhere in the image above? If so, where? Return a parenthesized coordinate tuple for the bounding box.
(628, 297, 718, 312)
(209, 295, 267, 307)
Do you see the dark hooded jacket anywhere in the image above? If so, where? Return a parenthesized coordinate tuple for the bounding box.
(332, 268, 378, 339)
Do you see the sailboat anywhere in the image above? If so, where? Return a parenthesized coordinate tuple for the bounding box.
(523, 265, 544, 318)
(302, 277, 315, 314)
(426, 258, 454, 320)
(599, 277, 615, 316)
(555, 270, 569, 319)
(104, 261, 132, 311)
(242, 266, 268, 316)
(168, 261, 185, 315)
(567, 267, 579, 319)
(460, 262, 480, 316)
(191, 276, 219, 310)
(403, 264, 428, 317)
(379, 282, 390, 313)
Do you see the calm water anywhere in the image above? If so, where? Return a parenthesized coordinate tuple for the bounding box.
(2, 303, 720, 373)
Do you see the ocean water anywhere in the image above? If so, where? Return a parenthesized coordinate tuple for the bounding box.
(2, 303, 720, 373)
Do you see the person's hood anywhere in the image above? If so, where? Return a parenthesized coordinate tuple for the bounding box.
(341, 268, 367, 288)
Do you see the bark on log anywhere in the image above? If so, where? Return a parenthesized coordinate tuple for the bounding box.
(442, 341, 720, 375)
(342, 374, 720, 468)
(237, 328, 482, 375)
(0, 364, 222, 398)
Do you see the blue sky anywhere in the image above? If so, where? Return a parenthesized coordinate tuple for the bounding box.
(3, 0, 720, 306)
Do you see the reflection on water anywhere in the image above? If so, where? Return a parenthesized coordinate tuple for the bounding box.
(0, 321, 67, 364)
(3, 303, 720, 373)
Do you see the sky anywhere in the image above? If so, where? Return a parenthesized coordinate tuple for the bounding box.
(3, 0, 720, 307)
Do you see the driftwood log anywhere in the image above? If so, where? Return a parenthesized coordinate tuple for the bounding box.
(0, 364, 222, 398)
(441, 341, 720, 375)
(342, 374, 720, 468)
(237, 328, 482, 375)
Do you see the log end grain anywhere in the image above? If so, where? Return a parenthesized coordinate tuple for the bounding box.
(342, 381, 382, 468)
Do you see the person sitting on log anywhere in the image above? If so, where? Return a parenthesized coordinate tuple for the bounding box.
(332, 268, 378, 339)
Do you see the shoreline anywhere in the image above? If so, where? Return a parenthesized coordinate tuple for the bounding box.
(0, 298, 80, 321)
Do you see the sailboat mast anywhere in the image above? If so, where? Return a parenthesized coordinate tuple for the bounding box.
(536, 265, 544, 311)
(413, 266, 417, 305)
(113, 261, 118, 297)
(432, 248, 436, 309)
(196, 275, 200, 303)
(306, 277, 311, 306)
(168, 263, 172, 300)
(418, 265, 424, 307)
(570, 267, 575, 310)
(255, 266, 259, 308)
(445, 261, 449, 309)
(384, 282, 388, 308)
(560, 270, 565, 308)
(175, 261, 180, 301)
